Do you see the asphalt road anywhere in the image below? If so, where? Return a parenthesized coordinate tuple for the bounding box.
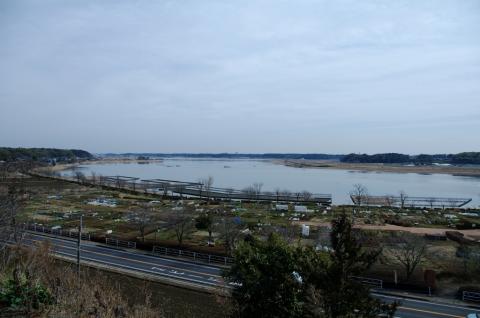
(24, 233, 225, 288)
(374, 294, 477, 318)
(25, 233, 479, 318)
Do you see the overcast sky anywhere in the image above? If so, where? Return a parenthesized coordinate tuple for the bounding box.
(1, 0, 479, 154)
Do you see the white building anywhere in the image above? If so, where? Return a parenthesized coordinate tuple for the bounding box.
(275, 204, 289, 211)
(294, 205, 308, 213)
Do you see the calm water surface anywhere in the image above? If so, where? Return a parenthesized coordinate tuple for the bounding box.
(63, 159, 480, 207)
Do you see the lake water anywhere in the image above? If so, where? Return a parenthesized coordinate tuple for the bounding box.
(63, 159, 480, 207)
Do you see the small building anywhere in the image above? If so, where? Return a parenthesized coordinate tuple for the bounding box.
(294, 205, 308, 213)
(275, 204, 289, 211)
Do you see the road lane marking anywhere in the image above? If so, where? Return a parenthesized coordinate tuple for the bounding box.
(22, 238, 224, 280)
(398, 306, 464, 318)
(27, 233, 223, 271)
(53, 251, 223, 287)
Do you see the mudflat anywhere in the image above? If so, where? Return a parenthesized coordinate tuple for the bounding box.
(279, 160, 480, 177)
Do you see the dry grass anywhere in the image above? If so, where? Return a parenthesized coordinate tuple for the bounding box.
(1, 242, 161, 317)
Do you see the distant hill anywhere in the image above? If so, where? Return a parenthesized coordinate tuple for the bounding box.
(0, 147, 93, 163)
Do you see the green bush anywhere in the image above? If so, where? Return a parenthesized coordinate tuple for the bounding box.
(0, 278, 53, 310)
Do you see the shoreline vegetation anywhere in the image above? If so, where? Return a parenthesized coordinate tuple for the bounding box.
(277, 159, 480, 177)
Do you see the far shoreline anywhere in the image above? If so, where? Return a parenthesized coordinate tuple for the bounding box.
(275, 159, 480, 177)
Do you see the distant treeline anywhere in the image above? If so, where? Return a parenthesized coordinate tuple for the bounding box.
(104, 153, 344, 160)
(341, 152, 480, 164)
(0, 147, 93, 163)
(103, 152, 480, 164)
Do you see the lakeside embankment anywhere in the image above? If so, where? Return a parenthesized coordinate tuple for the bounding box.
(278, 159, 480, 177)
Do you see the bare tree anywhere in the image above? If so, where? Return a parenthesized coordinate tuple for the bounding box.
(198, 176, 214, 201)
(98, 175, 106, 186)
(242, 186, 256, 200)
(114, 176, 126, 188)
(252, 182, 263, 200)
(389, 233, 427, 281)
(90, 171, 97, 184)
(161, 182, 169, 198)
(302, 190, 312, 202)
(74, 171, 86, 184)
(204, 176, 214, 200)
(399, 190, 407, 209)
(274, 188, 281, 202)
(218, 217, 243, 254)
(167, 208, 193, 247)
(135, 205, 152, 242)
(350, 184, 368, 207)
(384, 195, 395, 208)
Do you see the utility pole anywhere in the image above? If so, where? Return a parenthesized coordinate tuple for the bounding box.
(77, 214, 82, 277)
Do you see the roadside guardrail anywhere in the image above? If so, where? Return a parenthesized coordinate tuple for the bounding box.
(25, 223, 91, 240)
(463, 291, 480, 303)
(105, 237, 136, 249)
(152, 246, 234, 266)
(351, 276, 383, 289)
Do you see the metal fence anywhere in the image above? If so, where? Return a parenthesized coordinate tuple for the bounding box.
(105, 237, 136, 249)
(350, 276, 383, 289)
(25, 223, 91, 240)
(463, 291, 480, 303)
(152, 246, 234, 266)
